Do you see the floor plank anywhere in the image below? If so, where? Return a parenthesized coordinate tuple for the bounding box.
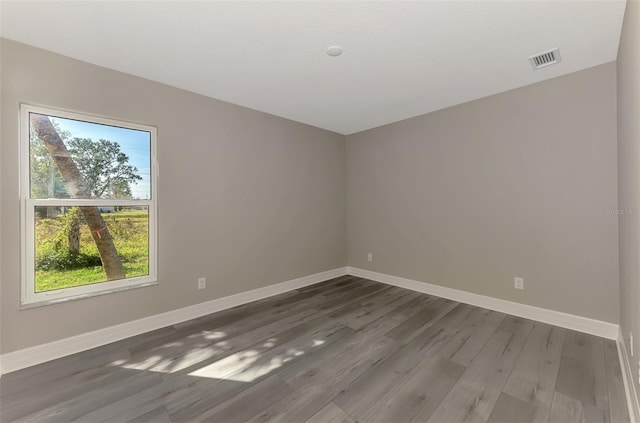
(555, 331, 610, 419)
(442, 307, 507, 367)
(502, 323, 566, 422)
(365, 355, 466, 423)
(175, 374, 293, 423)
(549, 391, 585, 423)
(12, 371, 163, 423)
(305, 402, 355, 423)
(251, 331, 399, 422)
(487, 392, 537, 423)
(334, 287, 422, 330)
(426, 316, 534, 423)
(332, 303, 481, 421)
(384, 297, 459, 344)
(127, 406, 173, 423)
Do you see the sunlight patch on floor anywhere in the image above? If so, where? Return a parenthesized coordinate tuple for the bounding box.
(110, 330, 233, 373)
(204, 331, 227, 341)
(109, 329, 329, 380)
(188, 338, 327, 383)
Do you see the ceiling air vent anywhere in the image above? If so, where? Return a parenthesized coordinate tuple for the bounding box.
(528, 48, 561, 70)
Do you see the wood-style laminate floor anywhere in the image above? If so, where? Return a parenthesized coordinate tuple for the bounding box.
(0, 276, 630, 423)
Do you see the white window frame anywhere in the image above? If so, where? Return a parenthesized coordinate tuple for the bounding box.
(20, 104, 158, 306)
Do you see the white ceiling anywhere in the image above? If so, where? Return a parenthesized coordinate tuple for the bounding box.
(0, 1, 627, 135)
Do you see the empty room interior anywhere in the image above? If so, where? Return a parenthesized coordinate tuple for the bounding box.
(1, 1, 639, 422)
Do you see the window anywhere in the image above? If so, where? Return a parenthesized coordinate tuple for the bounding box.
(21, 104, 157, 306)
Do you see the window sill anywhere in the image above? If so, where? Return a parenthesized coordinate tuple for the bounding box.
(20, 280, 159, 309)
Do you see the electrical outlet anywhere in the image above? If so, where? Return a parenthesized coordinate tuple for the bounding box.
(367, 253, 373, 262)
(514, 277, 524, 290)
(197, 277, 206, 290)
(631, 332, 634, 356)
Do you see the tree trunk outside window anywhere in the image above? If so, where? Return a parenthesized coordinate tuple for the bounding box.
(30, 113, 126, 281)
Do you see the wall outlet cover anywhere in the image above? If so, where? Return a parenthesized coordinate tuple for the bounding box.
(514, 277, 524, 290)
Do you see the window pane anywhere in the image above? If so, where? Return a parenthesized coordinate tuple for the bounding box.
(29, 113, 151, 200)
(34, 206, 149, 293)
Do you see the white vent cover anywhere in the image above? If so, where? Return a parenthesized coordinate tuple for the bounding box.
(528, 48, 562, 70)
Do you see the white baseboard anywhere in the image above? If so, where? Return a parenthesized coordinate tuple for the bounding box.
(0, 265, 622, 375)
(0, 267, 349, 375)
(347, 267, 619, 340)
(618, 329, 640, 423)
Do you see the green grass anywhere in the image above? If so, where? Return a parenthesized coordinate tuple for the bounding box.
(35, 209, 149, 292)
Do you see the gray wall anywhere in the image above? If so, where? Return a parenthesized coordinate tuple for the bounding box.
(347, 63, 619, 323)
(0, 36, 626, 355)
(617, 0, 640, 401)
(0, 39, 347, 353)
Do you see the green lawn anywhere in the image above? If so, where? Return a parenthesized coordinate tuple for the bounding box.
(35, 209, 149, 292)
